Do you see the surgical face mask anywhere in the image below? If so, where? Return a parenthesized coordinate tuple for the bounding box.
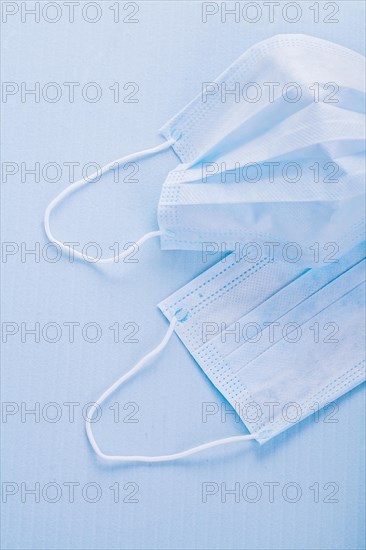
(85, 241, 365, 463)
(44, 34, 366, 266)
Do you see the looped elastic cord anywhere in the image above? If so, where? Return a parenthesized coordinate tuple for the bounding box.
(44, 139, 175, 264)
(85, 317, 257, 463)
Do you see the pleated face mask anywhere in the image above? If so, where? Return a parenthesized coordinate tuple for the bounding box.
(86, 242, 366, 462)
(45, 34, 366, 266)
(158, 242, 366, 445)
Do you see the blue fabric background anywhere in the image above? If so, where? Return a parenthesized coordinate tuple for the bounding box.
(2, 1, 365, 549)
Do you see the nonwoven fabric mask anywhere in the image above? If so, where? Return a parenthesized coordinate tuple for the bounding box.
(85, 242, 365, 462)
(44, 34, 366, 266)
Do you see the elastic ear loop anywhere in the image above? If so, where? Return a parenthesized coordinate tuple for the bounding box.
(44, 139, 176, 263)
(85, 316, 257, 463)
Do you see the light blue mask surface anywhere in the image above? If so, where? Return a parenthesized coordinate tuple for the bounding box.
(158, 34, 366, 265)
(159, 242, 366, 443)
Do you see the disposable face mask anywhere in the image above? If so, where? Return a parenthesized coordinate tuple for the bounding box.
(44, 34, 366, 266)
(86, 242, 365, 462)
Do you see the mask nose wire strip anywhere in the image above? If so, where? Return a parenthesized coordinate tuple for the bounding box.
(85, 316, 257, 464)
(43, 138, 176, 264)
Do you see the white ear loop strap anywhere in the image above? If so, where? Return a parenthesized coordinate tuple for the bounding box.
(85, 317, 257, 463)
(44, 139, 175, 264)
